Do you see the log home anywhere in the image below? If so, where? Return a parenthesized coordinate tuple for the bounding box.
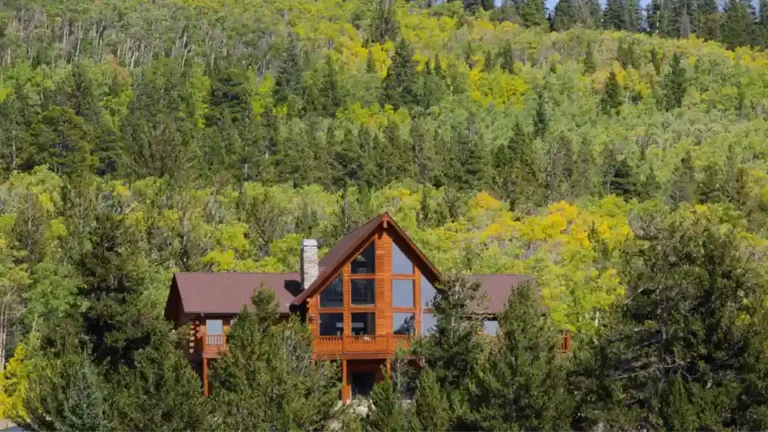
(165, 213, 536, 401)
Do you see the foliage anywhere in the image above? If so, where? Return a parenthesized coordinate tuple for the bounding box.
(206, 290, 341, 430)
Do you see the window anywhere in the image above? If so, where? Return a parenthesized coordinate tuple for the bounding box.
(351, 242, 375, 274)
(351, 312, 376, 335)
(392, 279, 414, 308)
(351, 279, 375, 305)
(319, 313, 344, 336)
(421, 313, 437, 336)
(421, 274, 437, 308)
(320, 274, 343, 308)
(207, 319, 223, 335)
(392, 242, 414, 275)
(393, 313, 415, 335)
(483, 320, 499, 336)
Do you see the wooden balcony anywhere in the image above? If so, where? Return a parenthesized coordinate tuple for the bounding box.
(313, 334, 411, 357)
(202, 334, 226, 358)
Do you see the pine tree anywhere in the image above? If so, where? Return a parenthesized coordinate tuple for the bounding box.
(273, 37, 305, 110)
(669, 151, 697, 204)
(625, 0, 642, 30)
(616, 40, 640, 70)
(208, 290, 341, 430)
(662, 52, 687, 111)
(603, 0, 627, 30)
(721, 0, 755, 49)
(381, 38, 418, 109)
(483, 49, 495, 71)
(366, 49, 377, 74)
(468, 282, 571, 430)
(696, 0, 721, 40)
(583, 43, 597, 74)
(499, 43, 516, 74)
(366, 374, 413, 432)
(61, 356, 108, 432)
(552, 0, 577, 31)
(574, 207, 768, 429)
(368, 0, 400, 44)
(650, 47, 663, 76)
(414, 275, 485, 396)
(492, 120, 541, 207)
(533, 92, 549, 139)
(519, 0, 548, 27)
(600, 70, 624, 115)
(413, 368, 451, 432)
(108, 329, 208, 431)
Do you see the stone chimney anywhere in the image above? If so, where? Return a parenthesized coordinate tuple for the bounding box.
(300, 239, 319, 290)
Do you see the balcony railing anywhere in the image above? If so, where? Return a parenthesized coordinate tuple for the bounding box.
(313, 334, 412, 356)
(203, 334, 226, 357)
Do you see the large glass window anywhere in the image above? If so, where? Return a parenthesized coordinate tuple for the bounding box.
(392, 279, 414, 308)
(320, 274, 343, 308)
(392, 242, 414, 275)
(421, 275, 437, 308)
(351, 243, 375, 274)
(483, 320, 499, 336)
(351, 279, 375, 305)
(207, 319, 223, 335)
(351, 312, 376, 335)
(393, 313, 415, 335)
(319, 313, 344, 336)
(421, 313, 437, 336)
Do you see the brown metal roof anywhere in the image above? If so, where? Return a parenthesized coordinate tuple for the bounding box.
(168, 272, 533, 318)
(172, 272, 301, 315)
(469, 274, 535, 314)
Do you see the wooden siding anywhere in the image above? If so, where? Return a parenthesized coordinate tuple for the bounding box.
(307, 225, 431, 359)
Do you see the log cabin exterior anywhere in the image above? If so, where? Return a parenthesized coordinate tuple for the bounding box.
(165, 213, 538, 401)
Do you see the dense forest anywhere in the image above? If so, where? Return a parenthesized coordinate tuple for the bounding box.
(2, 0, 768, 429)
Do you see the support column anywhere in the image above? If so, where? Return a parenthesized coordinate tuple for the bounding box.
(203, 358, 209, 397)
(341, 359, 349, 403)
(386, 358, 391, 375)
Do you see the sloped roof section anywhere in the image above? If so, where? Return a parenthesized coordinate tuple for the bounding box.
(293, 213, 441, 305)
(172, 272, 301, 315)
(469, 274, 535, 314)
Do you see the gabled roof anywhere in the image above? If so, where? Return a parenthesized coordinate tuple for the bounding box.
(169, 272, 301, 316)
(164, 213, 536, 321)
(292, 213, 440, 306)
(470, 274, 535, 314)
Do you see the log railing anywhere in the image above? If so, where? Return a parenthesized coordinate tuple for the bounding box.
(313, 334, 412, 356)
(203, 333, 226, 357)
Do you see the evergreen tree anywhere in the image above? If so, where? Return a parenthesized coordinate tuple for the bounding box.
(413, 275, 486, 427)
(625, 0, 642, 31)
(413, 368, 451, 432)
(603, 0, 628, 30)
(482, 49, 495, 71)
(662, 52, 688, 111)
(534, 92, 549, 139)
(721, 0, 755, 49)
(650, 47, 663, 76)
(669, 151, 697, 204)
(207, 290, 341, 430)
(552, 0, 578, 31)
(575, 207, 768, 429)
(499, 43, 516, 74)
(273, 37, 305, 111)
(519, 0, 548, 27)
(468, 282, 571, 430)
(583, 43, 597, 74)
(108, 330, 208, 431)
(492, 120, 541, 207)
(366, 374, 413, 432)
(696, 0, 722, 40)
(616, 40, 640, 70)
(600, 70, 624, 115)
(381, 38, 418, 109)
(368, 0, 400, 44)
(62, 356, 108, 432)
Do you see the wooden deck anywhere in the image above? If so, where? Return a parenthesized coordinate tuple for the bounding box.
(201, 333, 411, 359)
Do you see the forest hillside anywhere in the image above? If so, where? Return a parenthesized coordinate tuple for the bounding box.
(3, 0, 768, 429)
